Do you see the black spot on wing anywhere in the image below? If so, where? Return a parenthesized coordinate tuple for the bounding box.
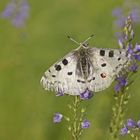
(92, 77, 95, 80)
(55, 65, 61, 71)
(88, 77, 95, 82)
(77, 79, 86, 83)
(109, 50, 114, 57)
(100, 50, 105, 56)
(52, 75, 56, 77)
(101, 63, 106, 67)
(118, 57, 121, 61)
(62, 59, 68, 65)
(67, 72, 72, 75)
(77, 80, 80, 82)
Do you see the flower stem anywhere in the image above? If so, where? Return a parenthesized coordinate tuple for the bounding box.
(109, 15, 135, 140)
(128, 130, 140, 140)
(109, 91, 130, 140)
(71, 96, 81, 140)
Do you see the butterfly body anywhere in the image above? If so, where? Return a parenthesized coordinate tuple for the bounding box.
(41, 43, 130, 95)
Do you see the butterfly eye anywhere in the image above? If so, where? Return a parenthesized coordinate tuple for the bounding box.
(100, 73, 107, 78)
(82, 43, 88, 48)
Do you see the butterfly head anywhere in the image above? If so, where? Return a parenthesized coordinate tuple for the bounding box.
(80, 43, 89, 49)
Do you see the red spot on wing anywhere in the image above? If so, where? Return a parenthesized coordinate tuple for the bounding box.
(100, 73, 107, 78)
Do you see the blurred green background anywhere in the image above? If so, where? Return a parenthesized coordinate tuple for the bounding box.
(0, 0, 140, 140)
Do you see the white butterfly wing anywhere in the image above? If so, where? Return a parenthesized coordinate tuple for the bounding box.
(87, 48, 129, 92)
(41, 47, 130, 95)
(41, 51, 87, 95)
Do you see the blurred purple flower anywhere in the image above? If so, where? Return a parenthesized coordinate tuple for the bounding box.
(112, 7, 122, 17)
(126, 119, 136, 128)
(114, 84, 121, 92)
(117, 77, 127, 86)
(1, 0, 29, 27)
(114, 76, 127, 92)
(120, 126, 128, 136)
(133, 54, 140, 61)
(134, 43, 140, 52)
(127, 43, 140, 61)
(129, 64, 138, 72)
(81, 120, 90, 129)
(80, 90, 93, 100)
(113, 1, 140, 24)
(112, 0, 140, 40)
(53, 113, 63, 123)
(126, 43, 140, 61)
(127, 44, 133, 55)
(114, 17, 125, 28)
(131, 9, 140, 23)
(1, 2, 16, 18)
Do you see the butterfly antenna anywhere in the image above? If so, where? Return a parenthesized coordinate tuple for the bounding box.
(67, 36, 80, 45)
(83, 34, 94, 43)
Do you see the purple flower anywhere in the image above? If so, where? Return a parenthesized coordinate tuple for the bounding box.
(112, 1, 140, 41)
(127, 43, 140, 61)
(131, 9, 140, 23)
(112, 8, 122, 17)
(134, 43, 140, 52)
(117, 77, 127, 86)
(80, 90, 93, 100)
(137, 120, 140, 128)
(1, 2, 16, 18)
(12, 15, 25, 27)
(114, 76, 127, 92)
(120, 126, 128, 136)
(126, 119, 136, 128)
(81, 120, 90, 129)
(12, 0, 29, 27)
(112, 7, 125, 28)
(114, 84, 121, 92)
(127, 44, 134, 55)
(114, 17, 125, 28)
(133, 54, 140, 61)
(129, 64, 138, 72)
(1, 0, 29, 27)
(53, 113, 63, 123)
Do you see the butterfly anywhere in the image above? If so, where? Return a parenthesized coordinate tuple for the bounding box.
(40, 35, 130, 95)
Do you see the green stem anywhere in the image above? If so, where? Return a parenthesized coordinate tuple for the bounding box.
(109, 91, 129, 140)
(128, 131, 140, 140)
(71, 96, 81, 140)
